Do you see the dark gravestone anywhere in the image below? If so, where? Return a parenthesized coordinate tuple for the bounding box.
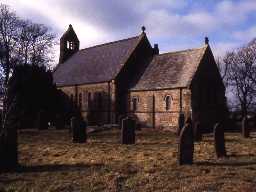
(118, 115, 126, 129)
(178, 118, 194, 165)
(177, 113, 185, 135)
(55, 114, 65, 130)
(36, 110, 48, 130)
(70, 116, 76, 134)
(242, 117, 249, 138)
(121, 117, 136, 144)
(0, 100, 19, 171)
(194, 121, 202, 142)
(71, 117, 87, 143)
(214, 122, 226, 158)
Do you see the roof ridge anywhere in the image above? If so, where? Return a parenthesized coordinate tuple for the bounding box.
(156, 45, 208, 57)
(79, 34, 142, 51)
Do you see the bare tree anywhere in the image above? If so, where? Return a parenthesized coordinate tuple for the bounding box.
(0, 4, 21, 92)
(216, 56, 229, 86)
(0, 4, 55, 116)
(0, 4, 56, 169)
(222, 42, 256, 117)
(18, 20, 55, 67)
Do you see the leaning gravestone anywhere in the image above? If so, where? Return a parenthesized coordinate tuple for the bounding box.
(71, 117, 87, 143)
(214, 122, 226, 158)
(242, 117, 249, 138)
(36, 110, 48, 130)
(177, 112, 185, 136)
(194, 121, 202, 142)
(178, 117, 194, 165)
(121, 117, 136, 144)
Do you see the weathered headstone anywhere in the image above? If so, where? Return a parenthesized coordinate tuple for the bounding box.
(178, 117, 194, 165)
(71, 116, 87, 143)
(214, 122, 226, 158)
(194, 121, 202, 142)
(177, 112, 185, 135)
(0, 99, 19, 171)
(242, 117, 249, 138)
(118, 115, 126, 129)
(121, 117, 136, 144)
(55, 114, 65, 130)
(36, 110, 48, 130)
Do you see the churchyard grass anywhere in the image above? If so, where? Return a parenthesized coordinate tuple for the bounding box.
(1, 128, 256, 191)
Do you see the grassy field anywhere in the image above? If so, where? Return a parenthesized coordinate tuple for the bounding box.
(1, 128, 256, 192)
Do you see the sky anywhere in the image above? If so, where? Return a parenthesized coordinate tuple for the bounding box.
(2, 0, 256, 65)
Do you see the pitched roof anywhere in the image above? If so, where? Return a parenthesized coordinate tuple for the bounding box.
(53, 34, 144, 86)
(61, 24, 79, 42)
(131, 45, 208, 91)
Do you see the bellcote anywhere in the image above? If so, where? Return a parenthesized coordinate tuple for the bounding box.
(59, 24, 80, 64)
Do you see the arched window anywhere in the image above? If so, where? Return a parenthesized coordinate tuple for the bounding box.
(165, 95, 172, 111)
(83, 91, 87, 109)
(70, 41, 74, 50)
(79, 93, 82, 108)
(88, 92, 91, 109)
(67, 41, 74, 50)
(132, 97, 139, 111)
(97, 92, 102, 109)
(70, 94, 74, 103)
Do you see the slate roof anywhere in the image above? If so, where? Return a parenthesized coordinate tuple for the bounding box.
(131, 45, 208, 91)
(53, 34, 144, 86)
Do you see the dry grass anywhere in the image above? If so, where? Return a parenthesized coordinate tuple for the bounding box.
(1, 128, 256, 192)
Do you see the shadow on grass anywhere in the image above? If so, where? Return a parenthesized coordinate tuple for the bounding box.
(1, 163, 104, 173)
(90, 141, 120, 144)
(196, 154, 256, 167)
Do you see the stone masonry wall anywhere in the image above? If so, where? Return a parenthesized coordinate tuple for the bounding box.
(58, 81, 116, 125)
(130, 88, 191, 132)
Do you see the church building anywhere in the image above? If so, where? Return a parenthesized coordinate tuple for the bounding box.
(53, 25, 227, 132)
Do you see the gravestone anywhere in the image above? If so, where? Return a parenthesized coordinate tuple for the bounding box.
(71, 116, 87, 143)
(121, 117, 136, 144)
(194, 121, 202, 142)
(118, 115, 126, 129)
(0, 99, 19, 171)
(214, 122, 226, 158)
(242, 117, 249, 138)
(177, 112, 185, 135)
(36, 110, 48, 130)
(178, 118, 194, 165)
(55, 114, 65, 130)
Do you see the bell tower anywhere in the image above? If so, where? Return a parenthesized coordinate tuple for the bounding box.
(59, 24, 80, 64)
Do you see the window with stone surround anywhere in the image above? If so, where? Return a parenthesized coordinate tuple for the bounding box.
(79, 93, 82, 109)
(70, 94, 74, 104)
(88, 92, 91, 109)
(164, 95, 172, 111)
(83, 91, 87, 109)
(67, 41, 75, 50)
(132, 97, 139, 111)
(97, 92, 103, 109)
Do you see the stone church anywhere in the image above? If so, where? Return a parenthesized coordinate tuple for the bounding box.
(53, 25, 227, 132)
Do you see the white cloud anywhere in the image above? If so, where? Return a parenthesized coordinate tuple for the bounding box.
(216, 0, 256, 26)
(137, 0, 187, 11)
(211, 41, 239, 58)
(233, 26, 256, 42)
(144, 10, 217, 39)
(182, 12, 217, 33)
(2, 0, 256, 60)
(3, 0, 111, 48)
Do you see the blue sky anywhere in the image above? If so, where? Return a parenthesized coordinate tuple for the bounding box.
(2, 0, 256, 64)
